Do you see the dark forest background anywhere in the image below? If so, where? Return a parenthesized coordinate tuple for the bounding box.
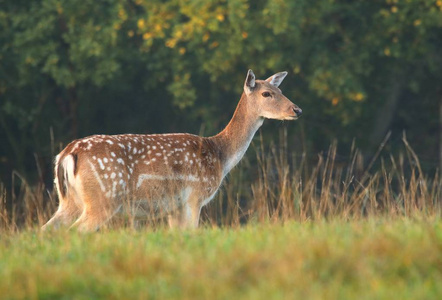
(1, 0, 441, 191)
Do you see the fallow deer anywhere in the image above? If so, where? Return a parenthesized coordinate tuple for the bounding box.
(42, 70, 302, 231)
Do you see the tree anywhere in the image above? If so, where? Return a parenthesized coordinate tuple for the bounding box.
(1, 0, 441, 186)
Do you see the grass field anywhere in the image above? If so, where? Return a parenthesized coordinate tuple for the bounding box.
(1, 136, 441, 299)
(1, 219, 441, 299)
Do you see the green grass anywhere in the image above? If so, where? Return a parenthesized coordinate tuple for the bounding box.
(1, 219, 441, 299)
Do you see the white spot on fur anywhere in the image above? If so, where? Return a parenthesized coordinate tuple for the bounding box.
(88, 160, 106, 192)
(98, 158, 105, 170)
(112, 181, 117, 198)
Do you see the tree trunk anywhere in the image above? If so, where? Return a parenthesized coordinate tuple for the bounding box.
(369, 78, 402, 148)
(69, 87, 78, 139)
(439, 97, 442, 172)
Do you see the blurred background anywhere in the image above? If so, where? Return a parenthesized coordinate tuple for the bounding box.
(1, 0, 441, 191)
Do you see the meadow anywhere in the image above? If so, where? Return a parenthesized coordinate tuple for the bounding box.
(1, 134, 441, 299)
(1, 220, 441, 299)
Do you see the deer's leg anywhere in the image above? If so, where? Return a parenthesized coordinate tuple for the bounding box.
(69, 191, 119, 232)
(42, 195, 81, 231)
(70, 205, 117, 232)
(167, 201, 201, 229)
(181, 198, 202, 229)
(167, 210, 185, 229)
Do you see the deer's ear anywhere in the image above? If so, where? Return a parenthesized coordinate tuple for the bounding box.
(266, 71, 288, 87)
(244, 69, 256, 94)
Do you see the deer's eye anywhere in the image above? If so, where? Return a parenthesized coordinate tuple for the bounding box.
(262, 92, 271, 98)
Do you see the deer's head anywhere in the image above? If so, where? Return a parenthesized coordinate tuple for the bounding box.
(244, 69, 302, 121)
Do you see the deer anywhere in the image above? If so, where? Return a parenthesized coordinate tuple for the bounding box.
(42, 70, 302, 232)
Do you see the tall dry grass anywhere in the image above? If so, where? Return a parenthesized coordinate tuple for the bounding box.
(201, 130, 441, 225)
(1, 130, 440, 231)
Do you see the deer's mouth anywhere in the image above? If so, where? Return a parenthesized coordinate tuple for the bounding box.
(283, 115, 299, 121)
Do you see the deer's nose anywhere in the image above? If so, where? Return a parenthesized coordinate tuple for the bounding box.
(293, 107, 302, 117)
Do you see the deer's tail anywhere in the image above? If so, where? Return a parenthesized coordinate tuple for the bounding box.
(54, 152, 78, 199)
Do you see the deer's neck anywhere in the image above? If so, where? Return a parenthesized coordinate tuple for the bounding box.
(210, 94, 263, 176)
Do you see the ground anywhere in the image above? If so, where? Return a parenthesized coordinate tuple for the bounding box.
(1, 218, 441, 299)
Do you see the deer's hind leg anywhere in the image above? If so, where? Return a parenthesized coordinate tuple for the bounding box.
(69, 190, 120, 232)
(41, 194, 81, 231)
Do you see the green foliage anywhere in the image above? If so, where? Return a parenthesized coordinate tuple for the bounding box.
(1, 220, 441, 299)
(0, 0, 441, 183)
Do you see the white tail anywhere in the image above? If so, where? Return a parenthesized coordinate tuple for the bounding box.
(42, 70, 302, 231)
